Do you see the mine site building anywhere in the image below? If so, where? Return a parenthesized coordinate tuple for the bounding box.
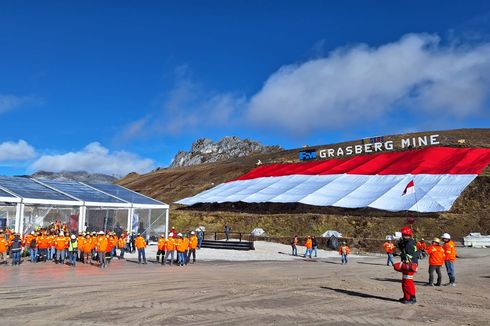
(0, 176, 169, 240)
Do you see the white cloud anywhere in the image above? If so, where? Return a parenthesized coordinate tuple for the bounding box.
(30, 142, 155, 176)
(0, 140, 36, 161)
(119, 67, 245, 141)
(0, 94, 39, 114)
(246, 33, 490, 133)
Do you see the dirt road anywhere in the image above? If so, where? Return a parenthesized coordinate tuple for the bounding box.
(1, 247, 489, 325)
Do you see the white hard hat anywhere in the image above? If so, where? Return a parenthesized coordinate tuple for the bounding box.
(191, 231, 195, 235)
(177, 233, 183, 237)
(441, 233, 451, 239)
(31, 231, 35, 235)
(98, 231, 105, 235)
(71, 234, 76, 239)
(60, 232, 64, 236)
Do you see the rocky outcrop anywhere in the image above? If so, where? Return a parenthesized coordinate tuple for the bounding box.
(170, 136, 282, 168)
(31, 171, 117, 184)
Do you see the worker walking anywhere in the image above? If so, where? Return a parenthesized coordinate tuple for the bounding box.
(394, 226, 419, 304)
(338, 241, 350, 264)
(303, 236, 313, 258)
(441, 233, 457, 286)
(135, 233, 147, 264)
(426, 238, 445, 286)
(383, 238, 395, 266)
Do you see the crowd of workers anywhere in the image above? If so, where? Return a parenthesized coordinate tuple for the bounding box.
(0, 224, 202, 269)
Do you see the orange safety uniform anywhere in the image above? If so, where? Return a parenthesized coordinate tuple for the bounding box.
(106, 237, 114, 253)
(77, 236, 85, 250)
(118, 237, 126, 249)
(189, 235, 198, 250)
(97, 236, 108, 252)
(176, 238, 188, 253)
(64, 236, 70, 249)
(157, 238, 166, 251)
(37, 235, 49, 249)
(338, 245, 351, 255)
(0, 237, 7, 253)
(83, 237, 93, 253)
(305, 238, 313, 249)
(416, 241, 427, 251)
(166, 237, 176, 251)
(427, 244, 445, 266)
(135, 236, 146, 249)
(442, 240, 456, 262)
(383, 242, 395, 254)
(54, 236, 68, 251)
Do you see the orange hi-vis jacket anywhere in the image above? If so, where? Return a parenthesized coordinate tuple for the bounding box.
(110, 237, 118, 248)
(24, 234, 35, 247)
(37, 235, 49, 249)
(189, 235, 198, 249)
(157, 238, 166, 251)
(118, 237, 126, 249)
(97, 237, 108, 252)
(135, 236, 146, 249)
(0, 237, 7, 253)
(427, 244, 445, 266)
(64, 236, 70, 249)
(338, 245, 351, 255)
(305, 239, 313, 249)
(166, 238, 176, 251)
(442, 240, 457, 262)
(176, 238, 188, 253)
(383, 242, 395, 254)
(82, 238, 93, 253)
(54, 236, 68, 251)
(46, 235, 54, 247)
(106, 237, 114, 253)
(77, 236, 85, 250)
(416, 241, 427, 251)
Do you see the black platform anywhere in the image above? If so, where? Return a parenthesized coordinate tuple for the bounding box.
(201, 239, 255, 251)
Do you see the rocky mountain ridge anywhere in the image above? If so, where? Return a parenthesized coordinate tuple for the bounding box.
(170, 136, 282, 168)
(31, 171, 117, 184)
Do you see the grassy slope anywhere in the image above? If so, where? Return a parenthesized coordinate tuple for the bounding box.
(119, 128, 490, 240)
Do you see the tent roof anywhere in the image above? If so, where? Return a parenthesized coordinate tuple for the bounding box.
(0, 176, 167, 208)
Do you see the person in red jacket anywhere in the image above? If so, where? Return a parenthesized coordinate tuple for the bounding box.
(338, 241, 350, 264)
(394, 226, 418, 304)
(426, 238, 445, 286)
(441, 233, 457, 286)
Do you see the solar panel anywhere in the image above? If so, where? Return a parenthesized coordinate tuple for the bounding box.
(88, 183, 164, 205)
(0, 176, 75, 201)
(42, 180, 126, 203)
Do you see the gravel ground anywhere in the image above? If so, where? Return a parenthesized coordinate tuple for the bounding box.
(0, 245, 488, 325)
(125, 240, 369, 262)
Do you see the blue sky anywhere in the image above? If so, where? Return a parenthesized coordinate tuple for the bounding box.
(1, 1, 489, 176)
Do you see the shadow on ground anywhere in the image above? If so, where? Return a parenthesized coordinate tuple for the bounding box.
(321, 286, 399, 303)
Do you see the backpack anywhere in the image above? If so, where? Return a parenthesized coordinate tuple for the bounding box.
(30, 238, 37, 249)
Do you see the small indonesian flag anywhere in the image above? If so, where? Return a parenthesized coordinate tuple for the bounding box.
(403, 180, 415, 195)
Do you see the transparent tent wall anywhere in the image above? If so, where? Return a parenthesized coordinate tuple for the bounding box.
(132, 208, 166, 242)
(85, 208, 128, 235)
(0, 205, 17, 231)
(23, 205, 80, 234)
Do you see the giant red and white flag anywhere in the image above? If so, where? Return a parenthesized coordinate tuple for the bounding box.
(176, 147, 490, 213)
(402, 180, 415, 195)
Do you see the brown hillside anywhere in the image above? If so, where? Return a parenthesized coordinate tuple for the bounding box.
(119, 128, 490, 240)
